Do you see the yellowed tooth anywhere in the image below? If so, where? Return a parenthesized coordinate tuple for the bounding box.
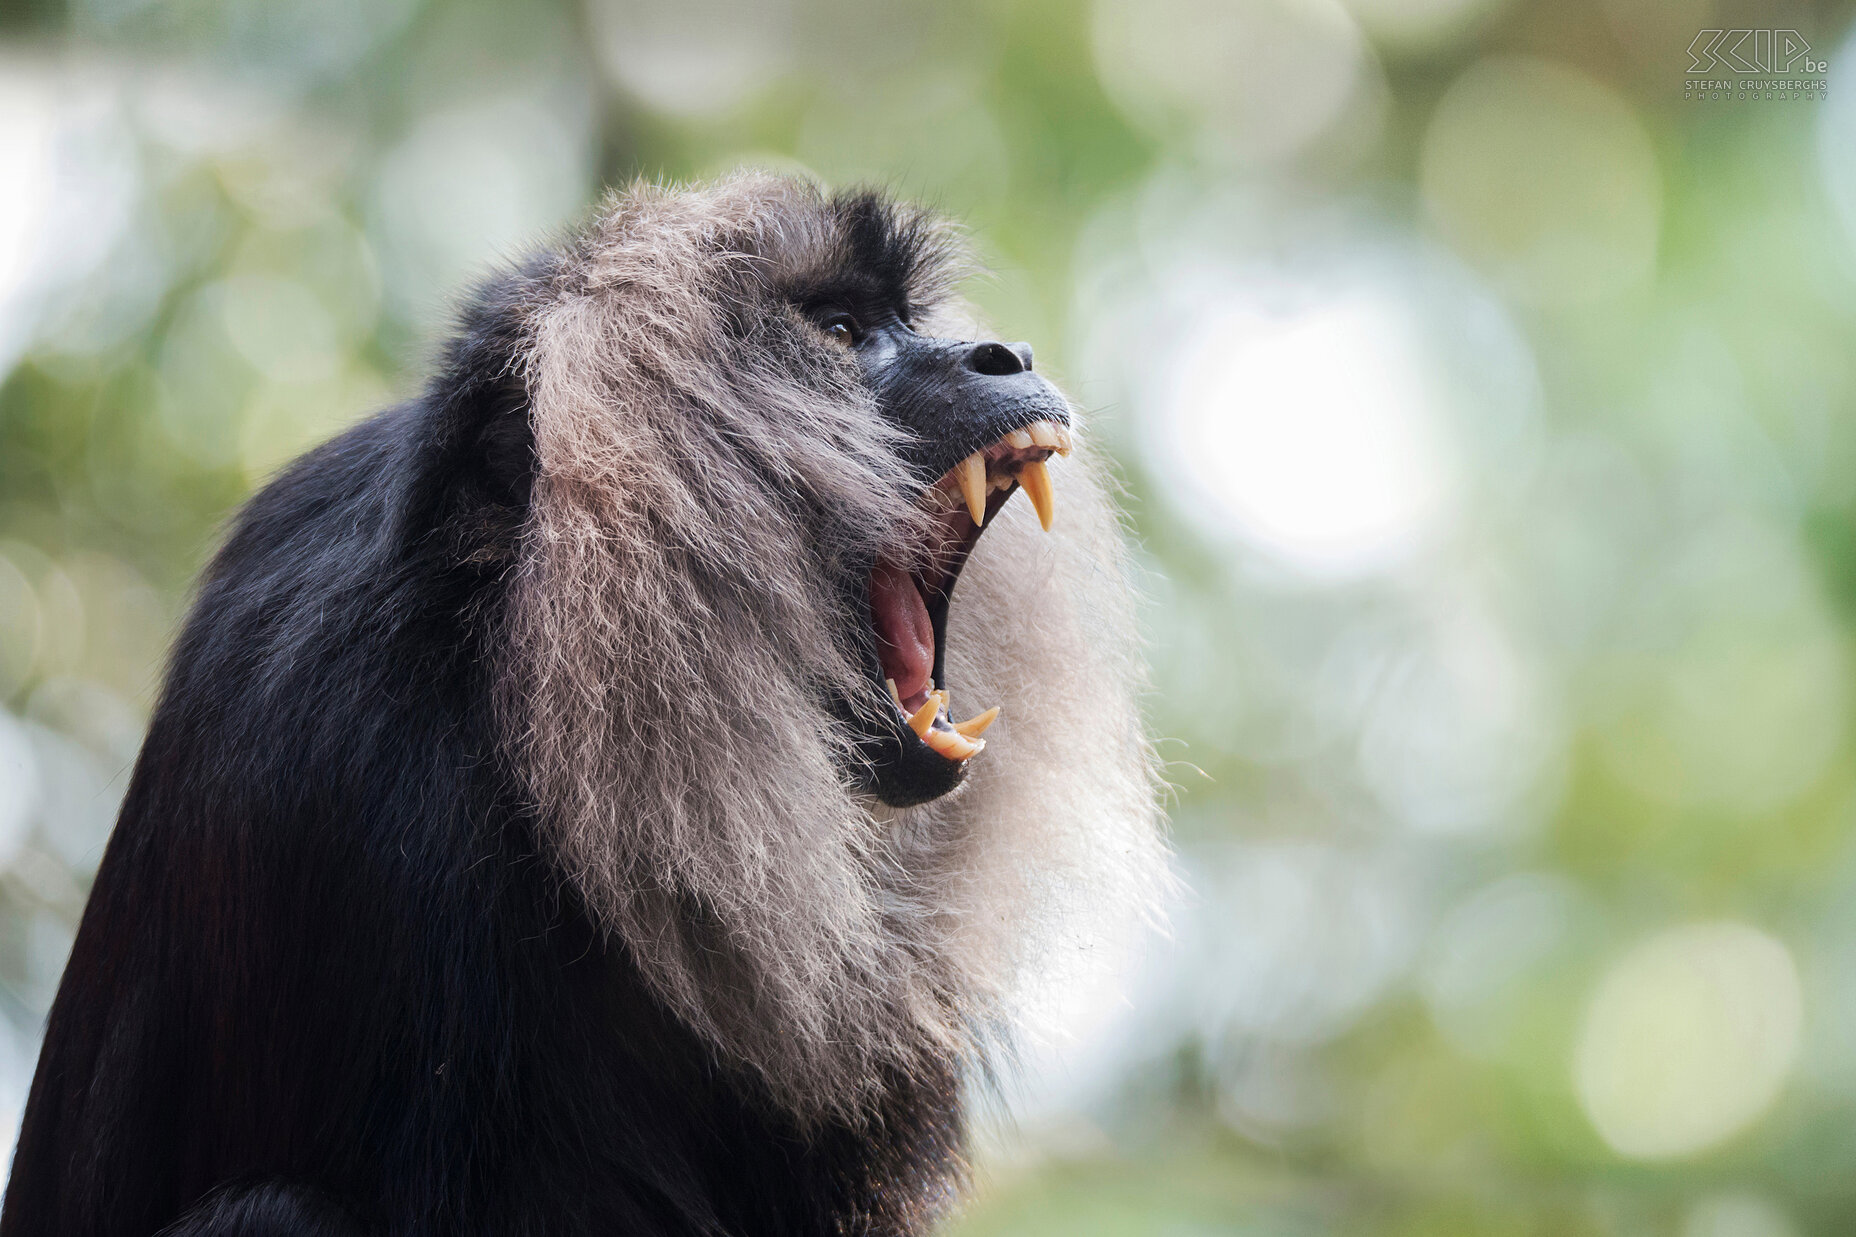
(1028, 420, 1061, 450)
(1054, 424, 1073, 456)
(953, 706, 999, 738)
(1017, 458, 1055, 531)
(956, 453, 987, 526)
(907, 694, 938, 738)
(886, 679, 902, 707)
(1006, 428, 1034, 450)
(923, 727, 981, 761)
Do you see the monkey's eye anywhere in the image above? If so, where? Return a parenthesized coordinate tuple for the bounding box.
(821, 313, 861, 346)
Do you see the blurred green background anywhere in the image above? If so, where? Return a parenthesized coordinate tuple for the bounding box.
(4, 0, 1856, 1232)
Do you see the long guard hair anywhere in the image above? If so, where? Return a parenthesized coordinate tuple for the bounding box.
(505, 177, 1166, 1121)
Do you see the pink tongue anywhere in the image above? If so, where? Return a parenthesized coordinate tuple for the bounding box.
(870, 562, 934, 704)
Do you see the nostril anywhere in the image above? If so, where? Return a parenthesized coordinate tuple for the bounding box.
(1012, 342, 1034, 372)
(966, 341, 1027, 377)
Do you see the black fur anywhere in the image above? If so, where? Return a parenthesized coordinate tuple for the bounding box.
(0, 274, 965, 1235)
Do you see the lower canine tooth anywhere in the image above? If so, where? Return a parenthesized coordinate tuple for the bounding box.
(886, 679, 902, 707)
(924, 728, 981, 761)
(956, 453, 987, 526)
(1017, 458, 1055, 531)
(953, 706, 999, 738)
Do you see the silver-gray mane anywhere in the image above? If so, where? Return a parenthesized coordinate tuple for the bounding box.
(497, 173, 1166, 1124)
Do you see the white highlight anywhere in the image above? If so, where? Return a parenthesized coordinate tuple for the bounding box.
(1155, 290, 1457, 579)
(0, 75, 56, 315)
(0, 62, 140, 368)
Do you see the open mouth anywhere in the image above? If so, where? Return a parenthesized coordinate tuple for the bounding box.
(867, 417, 1073, 766)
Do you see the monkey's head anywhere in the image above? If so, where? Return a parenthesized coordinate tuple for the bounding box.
(495, 174, 1164, 1123)
(781, 200, 1076, 806)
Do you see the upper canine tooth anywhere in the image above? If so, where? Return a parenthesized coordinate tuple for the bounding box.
(1006, 429, 1034, 449)
(1017, 458, 1055, 531)
(1028, 421, 1061, 450)
(907, 694, 939, 738)
(956, 453, 987, 526)
(953, 706, 999, 738)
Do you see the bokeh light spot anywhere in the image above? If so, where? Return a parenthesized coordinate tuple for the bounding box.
(589, 0, 794, 118)
(0, 712, 39, 869)
(369, 97, 592, 325)
(1575, 922, 1801, 1159)
(1341, 0, 1517, 56)
(1593, 518, 1846, 816)
(1357, 601, 1562, 836)
(0, 70, 56, 307)
(1093, 0, 1369, 162)
(0, 63, 139, 369)
(1152, 289, 1458, 579)
(1193, 842, 1419, 1046)
(1421, 873, 1580, 1059)
(1421, 56, 1660, 305)
(215, 275, 342, 385)
(1683, 1193, 1799, 1237)
(1817, 22, 1856, 259)
(0, 553, 41, 700)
